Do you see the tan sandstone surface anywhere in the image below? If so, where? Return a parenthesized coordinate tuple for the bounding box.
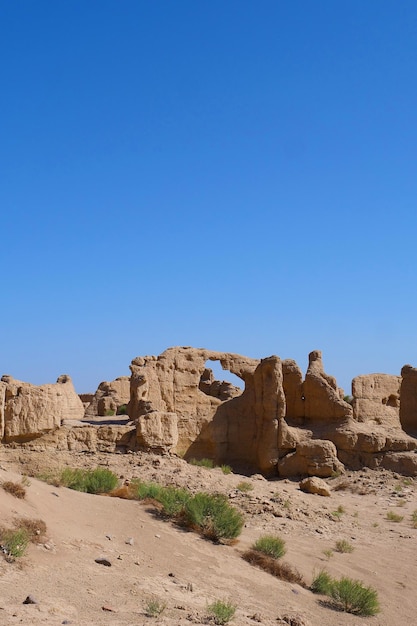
(0, 448, 416, 626)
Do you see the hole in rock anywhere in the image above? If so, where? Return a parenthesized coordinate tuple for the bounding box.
(199, 360, 243, 401)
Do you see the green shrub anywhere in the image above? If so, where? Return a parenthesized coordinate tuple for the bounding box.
(411, 510, 417, 528)
(184, 492, 243, 542)
(0, 528, 29, 559)
(220, 465, 232, 475)
(117, 404, 128, 415)
(311, 569, 333, 594)
(188, 458, 214, 468)
(156, 486, 191, 517)
(334, 539, 354, 553)
(329, 577, 380, 616)
(105, 409, 116, 416)
(386, 510, 403, 522)
(60, 468, 118, 494)
(207, 599, 236, 625)
(132, 481, 166, 501)
(252, 535, 286, 559)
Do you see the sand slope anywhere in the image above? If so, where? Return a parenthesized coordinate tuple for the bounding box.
(0, 449, 415, 625)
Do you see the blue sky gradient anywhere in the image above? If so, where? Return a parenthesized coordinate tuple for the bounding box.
(1, 1, 417, 393)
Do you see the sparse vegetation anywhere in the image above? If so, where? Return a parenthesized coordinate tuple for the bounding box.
(311, 569, 333, 595)
(386, 510, 403, 523)
(116, 404, 128, 415)
(105, 409, 116, 416)
(0, 528, 29, 560)
(328, 577, 380, 616)
(184, 492, 244, 542)
(252, 534, 286, 559)
(220, 465, 232, 475)
(144, 597, 166, 617)
(411, 510, 417, 528)
(332, 504, 345, 519)
(334, 539, 354, 553)
(59, 467, 119, 494)
(13, 517, 47, 543)
(243, 533, 305, 585)
(130, 481, 243, 543)
(311, 571, 380, 616)
(236, 481, 253, 493)
(322, 549, 333, 559)
(242, 549, 305, 585)
(189, 458, 214, 469)
(206, 599, 236, 625)
(2, 481, 26, 499)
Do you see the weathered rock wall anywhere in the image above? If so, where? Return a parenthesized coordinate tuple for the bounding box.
(2, 347, 417, 478)
(84, 376, 130, 417)
(352, 373, 401, 426)
(0, 374, 84, 442)
(400, 365, 417, 435)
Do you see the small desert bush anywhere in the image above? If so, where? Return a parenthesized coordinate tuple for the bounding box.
(155, 486, 191, 517)
(59, 468, 118, 494)
(144, 597, 166, 617)
(2, 481, 26, 499)
(252, 534, 286, 559)
(36, 470, 61, 486)
(132, 481, 166, 502)
(322, 549, 333, 560)
(236, 481, 253, 493)
(311, 571, 380, 616)
(14, 518, 47, 543)
(311, 569, 333, 595)
(243, 549, 305, 585)
(188, 458, 214, 468)
(334, 539, 354, 553)
(411, 510, 417, 528)
(184, 492, 244, 542)
(386, 510, 403, 523)
(331, 504, 345, 519)
(0, 528, 29, 560)
(105, 409, 116, 416)
(329, 577, 380, 616)
(116, 404, 128, 415)
(206, 599, 236, 625)
(220, 465, 232, 475)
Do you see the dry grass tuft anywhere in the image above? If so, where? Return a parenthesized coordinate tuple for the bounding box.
(13, 518, 47, 543)
(242, 549, 305, 586)
(107, 485, 136, 499)
(2, 481, 26, 499)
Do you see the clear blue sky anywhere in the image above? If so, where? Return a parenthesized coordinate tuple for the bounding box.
(1, 1, 416, 394)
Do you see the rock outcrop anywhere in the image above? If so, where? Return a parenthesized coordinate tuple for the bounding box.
(129, 347, 285, 474)
(352, 373, 401, 426)
(2, 347, 417, 478)
(0, 374, 84, 442)
(84, 377, 130, 418)
(399, 365, 417, 435)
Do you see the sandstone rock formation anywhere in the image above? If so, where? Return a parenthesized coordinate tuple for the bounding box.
(84, 376, 130, 418)
(352, 373, 401, 426)
(0, 374, 84, 443)
(129, 347, 284, 474)
(399, 365, 417, 435)
(2, 347, 417, 478)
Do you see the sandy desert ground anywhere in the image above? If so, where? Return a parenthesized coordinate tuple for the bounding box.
(0, 447, 415, 626)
